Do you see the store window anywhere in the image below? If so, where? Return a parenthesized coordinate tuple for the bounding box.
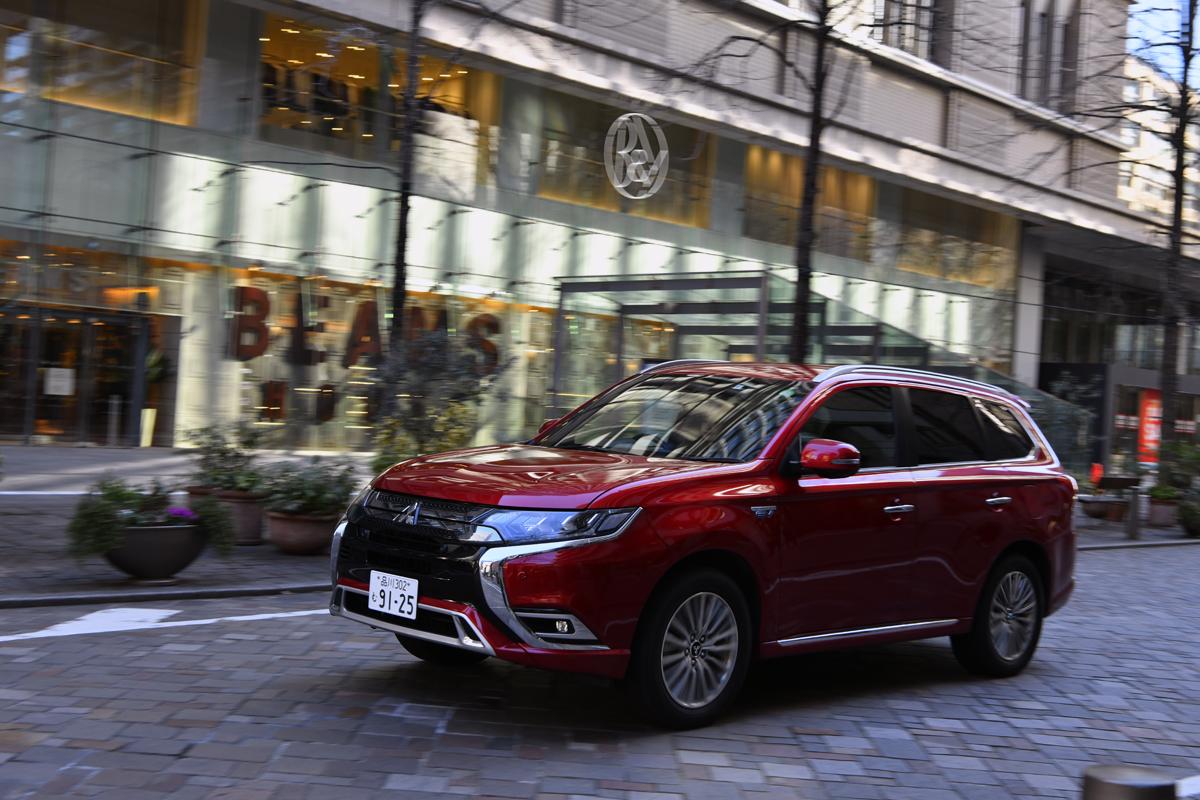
(258, 14, 502, 172)
(896, 187, 1018, 291)
(538, 91, 713, 227)
(742, 145, 875, 260)
(0, 0, 206, 124)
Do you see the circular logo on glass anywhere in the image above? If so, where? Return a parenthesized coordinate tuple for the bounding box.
(604, 112, 670, 200)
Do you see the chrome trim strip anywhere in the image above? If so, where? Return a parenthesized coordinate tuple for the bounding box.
(813, 364, 1013, 398)
(773, 618, 959, 647)
(477, 509, 641, 652)
(331, 586, 496, 656)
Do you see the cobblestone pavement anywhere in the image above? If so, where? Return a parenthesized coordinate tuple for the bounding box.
(1, 547, 1198, 799)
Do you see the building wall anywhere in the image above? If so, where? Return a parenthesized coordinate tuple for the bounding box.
(0, 0, 1177, 450)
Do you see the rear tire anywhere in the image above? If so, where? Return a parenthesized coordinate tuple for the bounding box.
(395, 634, 489, 666)
(951, 554, 1043, 678)
(627, 568, 752, 728)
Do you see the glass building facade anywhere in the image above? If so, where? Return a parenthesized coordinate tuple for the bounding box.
(0, 0, 1116, 460)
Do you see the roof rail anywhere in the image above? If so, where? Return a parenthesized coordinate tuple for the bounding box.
(638, 359, 728, 374)
(812, 364, 1020, 400)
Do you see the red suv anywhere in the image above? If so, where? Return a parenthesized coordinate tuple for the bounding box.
(331, 362, 1076, 726)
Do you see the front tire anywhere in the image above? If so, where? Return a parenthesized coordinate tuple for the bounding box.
(627, 569, 752, 728)
(951, 554, 1043, 677)
(396, 634, 489, 666)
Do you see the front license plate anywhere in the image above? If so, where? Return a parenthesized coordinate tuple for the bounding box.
(368, 570, 419, 620)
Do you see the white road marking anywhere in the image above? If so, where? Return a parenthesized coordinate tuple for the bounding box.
(0, 607, 326, 642)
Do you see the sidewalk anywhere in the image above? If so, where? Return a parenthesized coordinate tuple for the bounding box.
(0, 443, 374, 494)
(0, 445, 1196, 608)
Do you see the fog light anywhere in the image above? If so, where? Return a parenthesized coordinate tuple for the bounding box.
(555, 619, 571, 634)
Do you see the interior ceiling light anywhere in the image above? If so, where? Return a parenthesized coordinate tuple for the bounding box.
(457, 69, 468, 74)
(347, 45, 365, 51)
(281, 28, 300, 34)
(316, 52, 333, 58)
(259, 37, 270, 42)
(439, 73, 452, 78)
(348, 73, 365, 79)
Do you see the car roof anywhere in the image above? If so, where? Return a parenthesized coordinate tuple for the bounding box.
(644, 361, 1026, 407)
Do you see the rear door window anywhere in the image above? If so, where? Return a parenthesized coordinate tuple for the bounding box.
(799, 386, 899, 469)
(907, 388, 988, 465)
(974, 398, 1036, 461)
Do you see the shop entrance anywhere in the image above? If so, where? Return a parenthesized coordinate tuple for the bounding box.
(0, 306, 154, 445)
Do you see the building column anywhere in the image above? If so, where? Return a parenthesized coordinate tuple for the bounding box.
(1012, 228, 1045, 386)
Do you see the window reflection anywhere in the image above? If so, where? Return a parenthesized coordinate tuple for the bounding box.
(0, 0, 205, 124)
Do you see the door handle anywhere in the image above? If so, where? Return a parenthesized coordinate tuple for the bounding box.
(883, 504, 915, 514)
(985, 496, 1013, 507)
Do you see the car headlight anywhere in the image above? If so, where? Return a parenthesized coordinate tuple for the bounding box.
(473, 507, 639, 545)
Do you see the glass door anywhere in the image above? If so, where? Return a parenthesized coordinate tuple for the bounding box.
(33, 315, 84, 440)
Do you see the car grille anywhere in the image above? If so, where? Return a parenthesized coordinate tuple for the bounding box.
(336, 492, 488, 605)
(361, 490, 491, 540)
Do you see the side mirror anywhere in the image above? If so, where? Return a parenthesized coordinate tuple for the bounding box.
(537, 418, 560, 436)
(800, 438, 861, 479)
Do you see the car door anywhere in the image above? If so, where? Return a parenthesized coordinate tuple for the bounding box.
(901, 388, 1033, 622)
(774, 384, 920, 640)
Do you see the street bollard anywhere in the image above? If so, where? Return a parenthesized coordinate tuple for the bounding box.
(1082, 765, 1176, 799)
(1125, 485, 1140, 541)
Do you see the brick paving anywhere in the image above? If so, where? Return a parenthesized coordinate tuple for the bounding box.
(0, 547, 1197, 799)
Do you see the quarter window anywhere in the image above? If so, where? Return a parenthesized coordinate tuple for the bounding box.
(800, 386, 898, 469)
(908, 389, 987, 465)
(974, 399, 1036, 461)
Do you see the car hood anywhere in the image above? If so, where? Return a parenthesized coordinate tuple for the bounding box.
(374, 444, 718, 509)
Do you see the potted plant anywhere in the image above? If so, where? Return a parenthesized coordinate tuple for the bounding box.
(1179, 494, 1200, 538)
(1147, 483, 1181, 527)
(264, 460, 357, 555)
(186, 424, 267, 545)
(68, 478, 233, 584)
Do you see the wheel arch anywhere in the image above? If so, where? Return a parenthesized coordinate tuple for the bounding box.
(993, 540, 1052, 601)
(644, 548, 763, 646)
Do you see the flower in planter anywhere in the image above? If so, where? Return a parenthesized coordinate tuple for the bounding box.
(166, 506, 199, 522)
(68, 477, 235, 560)
(265, 459, 359, 518)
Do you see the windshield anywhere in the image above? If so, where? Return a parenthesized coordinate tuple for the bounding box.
(540, 372, 811, 462)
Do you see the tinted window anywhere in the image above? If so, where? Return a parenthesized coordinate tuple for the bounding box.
(800, 386, 898, 468)
(975, 399, 1035, 461)
(909, 389, 987, 465)
(542, 373, 810, 462)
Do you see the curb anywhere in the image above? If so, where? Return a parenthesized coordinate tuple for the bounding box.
(1079, 538, 1200, 551)
(0, 582, 330, 610)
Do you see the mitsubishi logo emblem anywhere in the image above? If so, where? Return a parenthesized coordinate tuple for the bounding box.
(393, 501, 422, 526)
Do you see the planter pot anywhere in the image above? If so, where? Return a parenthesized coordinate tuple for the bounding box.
(103, 524, 205, 584)
(1148, 500, 1179, 528)
(1180, 503, 1200, 538)
(1105, 500, 1129, 522)
(217, 490, 266, 545)
(1078, 496, 1111, 520)
(185, 486, 213, 507)
(266, 512, 339, 555)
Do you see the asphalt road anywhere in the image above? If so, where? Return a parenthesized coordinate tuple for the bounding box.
(1, 547, 1198, 799)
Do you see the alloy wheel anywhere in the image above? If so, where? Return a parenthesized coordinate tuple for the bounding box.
(659, 591, 740, 709)
(988, 571, 1038, 661)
